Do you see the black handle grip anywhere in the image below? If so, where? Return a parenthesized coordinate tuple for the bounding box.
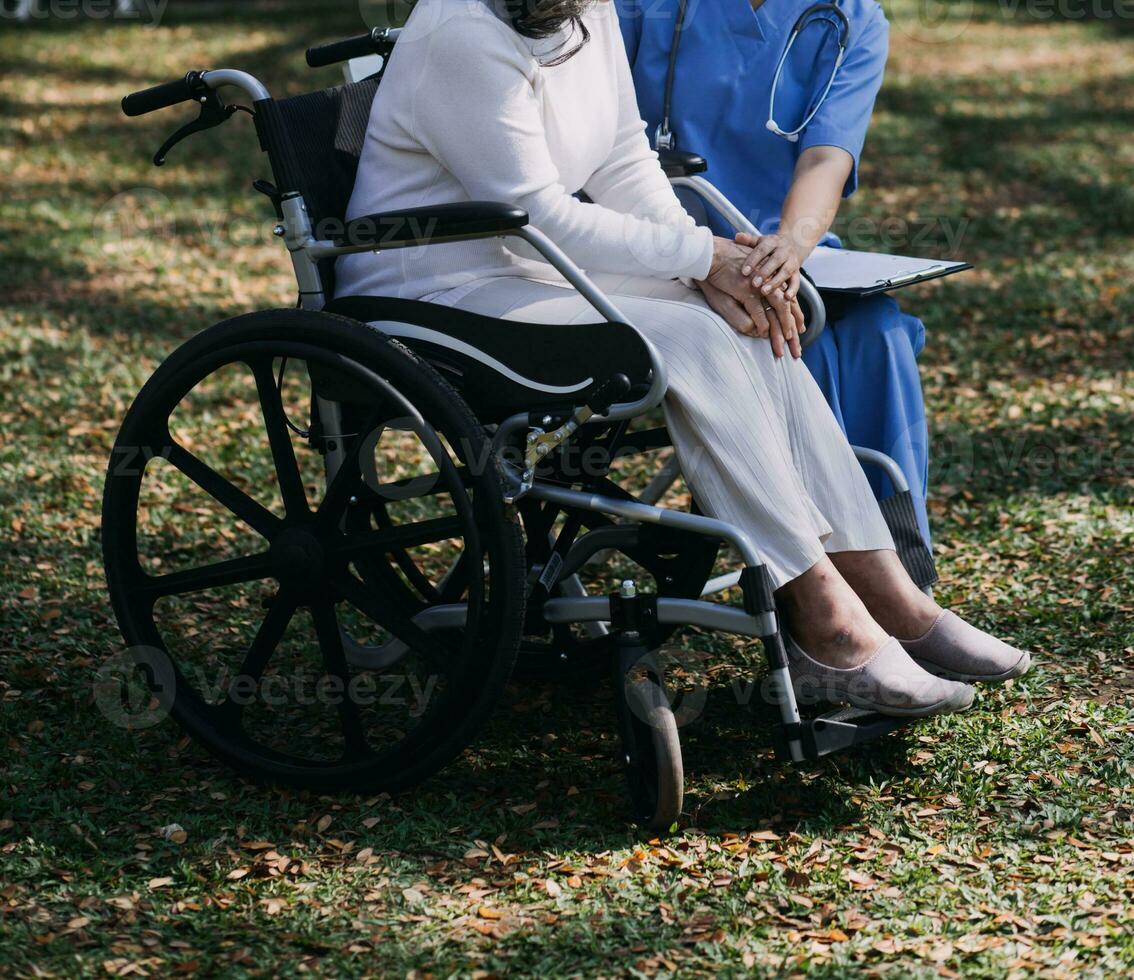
(122, 73, 200, 117)
(306, 32, 381, 68)
(587, 374, 632, 415)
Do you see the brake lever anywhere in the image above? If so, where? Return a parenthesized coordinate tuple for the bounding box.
(153, 89, 237, 167)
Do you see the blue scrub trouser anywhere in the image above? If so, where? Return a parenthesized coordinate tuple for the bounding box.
(801, 294, 931, 545)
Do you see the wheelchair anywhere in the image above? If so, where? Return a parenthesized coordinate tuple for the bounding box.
(103, 28, 938, 831)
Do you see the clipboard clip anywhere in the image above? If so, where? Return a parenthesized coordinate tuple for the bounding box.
(883, 265, 947, 288)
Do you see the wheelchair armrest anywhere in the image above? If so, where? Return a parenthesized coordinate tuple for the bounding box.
(330, 202, 529, 248)
(658, 149, 708, 179)
(796, 270, 826, 348)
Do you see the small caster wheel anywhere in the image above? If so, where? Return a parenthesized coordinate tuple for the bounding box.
(622, 677, 683, 833)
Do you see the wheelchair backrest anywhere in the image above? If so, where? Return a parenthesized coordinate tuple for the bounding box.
(254, 77, 381, 298)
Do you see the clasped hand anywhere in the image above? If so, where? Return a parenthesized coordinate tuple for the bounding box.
(696, 233, 806, 359)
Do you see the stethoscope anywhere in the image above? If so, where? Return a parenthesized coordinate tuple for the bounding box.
(655, 0, 852, 150)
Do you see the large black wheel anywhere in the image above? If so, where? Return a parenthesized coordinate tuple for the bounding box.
(101, 309, 525, 792)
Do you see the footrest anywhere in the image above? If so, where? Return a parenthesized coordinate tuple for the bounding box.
(772, 706, 907, 763)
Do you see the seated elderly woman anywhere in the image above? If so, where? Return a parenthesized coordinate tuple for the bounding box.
(336, 0, 1031, 717)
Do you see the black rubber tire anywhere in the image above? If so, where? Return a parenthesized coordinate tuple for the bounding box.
(101, 309, 526, 793)
(624, 678, 684, 833)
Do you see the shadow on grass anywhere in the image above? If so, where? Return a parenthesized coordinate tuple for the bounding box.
(930, 409, 1134, 498)
(873, 72, 1134, 249)
(7, 654, 877, 872)
(680, 687, 917, 834)
(2, 262, 251, 351)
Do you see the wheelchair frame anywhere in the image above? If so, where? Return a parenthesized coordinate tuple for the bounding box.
(110, 40, 922, 829)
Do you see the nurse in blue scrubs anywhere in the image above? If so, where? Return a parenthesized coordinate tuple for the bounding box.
(617, 0, 932, 545)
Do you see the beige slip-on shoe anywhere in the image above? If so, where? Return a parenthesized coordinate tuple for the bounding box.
(900, 611, 1032, 683)
(786, 634, 975, 718)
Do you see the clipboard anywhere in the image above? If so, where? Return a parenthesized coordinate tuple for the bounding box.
(802, 245, 972, 296)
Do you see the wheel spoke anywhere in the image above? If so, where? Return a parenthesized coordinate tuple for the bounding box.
(439, 551, 472, 603)
(390, 547, 442, 604)
(315, 405, 390, 530)
(138, 551, 274, 598)
(332, 515, 464, 560)
(367, 467, 471, 501)
(316, 440, 364, 530)
(217, 589, 297, 727)
(335, 572, 454, 672)
(251, 359, 309, 520)
(166, 441, 282, 540)
(311, 599, 370, 757)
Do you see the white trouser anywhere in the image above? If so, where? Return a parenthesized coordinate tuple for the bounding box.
(424, 273, 895, 588)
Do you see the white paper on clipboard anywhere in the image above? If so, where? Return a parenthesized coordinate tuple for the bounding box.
(803, 246, 971, 295)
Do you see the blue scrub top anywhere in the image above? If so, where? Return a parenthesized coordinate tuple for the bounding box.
(617, 0, 890, 239)
(618, 0, 936, 552)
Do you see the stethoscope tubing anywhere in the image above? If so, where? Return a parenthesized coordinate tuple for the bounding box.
(658, 0, 852, 150)
(657, 0, 692, 149)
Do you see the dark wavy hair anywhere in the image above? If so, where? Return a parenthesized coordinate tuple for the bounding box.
(502, 0, 596, 64)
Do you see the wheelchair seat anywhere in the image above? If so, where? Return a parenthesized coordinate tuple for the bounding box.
(325, 294, 654, 420)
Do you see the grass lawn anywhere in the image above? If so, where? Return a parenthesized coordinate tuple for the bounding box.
(1, 1, 1132, 976)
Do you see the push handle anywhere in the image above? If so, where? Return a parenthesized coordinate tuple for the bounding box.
(306, 30, 386, 68)
(122, 72, 202, 117)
